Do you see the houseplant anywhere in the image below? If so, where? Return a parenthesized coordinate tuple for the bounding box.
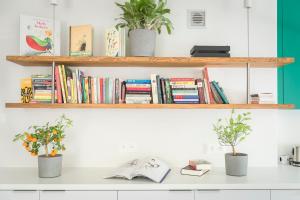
(213, 110, 251, 176)
(115, 0, 173, 56)
(13, 115, 72, 178)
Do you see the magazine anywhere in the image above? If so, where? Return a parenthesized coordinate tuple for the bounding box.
(105, 157, 171, 183)
(20, 15, 60, 56)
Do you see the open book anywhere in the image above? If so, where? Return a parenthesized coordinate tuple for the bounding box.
(105, 157, 171, 183)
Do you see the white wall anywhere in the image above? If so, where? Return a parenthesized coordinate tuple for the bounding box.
(0, 0, 294, 168)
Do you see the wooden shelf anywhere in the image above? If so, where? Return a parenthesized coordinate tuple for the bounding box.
(5, 103, 295, 109)
(6, 56, 294, 68)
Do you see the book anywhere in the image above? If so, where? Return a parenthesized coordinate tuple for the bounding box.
(181, 165, 209, 177)
(21, 78, 33, 103)
(212, 81, 229, 104)
(164, 79, 173, 104)
(203, 67, 215, 104)
(151, 74, 159, 104)
(210, 82, 224, 104)
(156, 75, 162, 104)
(196, 79, 206, 104)
(55, 66, 62, 103)
(58, 65, 66, 103)
(20, 15, 60, 56)
(189, 160, 212, 170)
(69, 25, 93, 56)
(190, 46, 230, 55)
(105, 157, 171, 183)
(126, 80, 151, 84)
(191, 52, 230, 57)
(105, 27, 126, 57)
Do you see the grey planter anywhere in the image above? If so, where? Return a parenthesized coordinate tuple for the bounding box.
(129, 29, 156, 57)
(225, 153, 248, 176)
(38, 154, 62, 178)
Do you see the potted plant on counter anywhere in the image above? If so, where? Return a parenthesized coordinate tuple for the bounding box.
(115, 0, 173, 56)
(13, 115, 72, 178)
(213, 110, 251, 176)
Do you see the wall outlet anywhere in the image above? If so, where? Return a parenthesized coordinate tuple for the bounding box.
(119, 143, 138, 153)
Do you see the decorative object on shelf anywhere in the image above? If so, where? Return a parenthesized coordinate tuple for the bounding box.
(291, 146, 300, 167)
(69, 25, 93, 56)
(180, 165, 209, 177)
(105, 157, 170, 183)
(189, 159, 212, 170)
(250, 93, 274, 104)
(20, 78, 33, 103)
(115, 0, 173, 56)
(13, 115, 72, 178)
(105, 27, 126, 57)
(213, 109, 251, 176)
(190, 46, 231, 57)
(20, 15, 60, 56)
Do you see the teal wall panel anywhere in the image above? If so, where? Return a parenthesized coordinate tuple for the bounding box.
(278, 0, 300, 108)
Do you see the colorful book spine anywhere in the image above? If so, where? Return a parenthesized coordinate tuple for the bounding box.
(196, 79, 206, 104)
(151, 74, 159, 104)
(55, 66, 62, 103)
(126, 79, 151, 84)
(203, 67, 215, 104)
(212, 81, 229, 104)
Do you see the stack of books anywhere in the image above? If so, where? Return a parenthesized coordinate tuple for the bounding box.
(31, 75, 52, 103)
(190, 46, 231, 57)
(125, 80, 152, 104)
(181, 160, 211, 177)
(170, 78, 199, 104)
(250, 93, 274, 104)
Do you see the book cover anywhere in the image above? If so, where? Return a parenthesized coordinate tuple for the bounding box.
(160, 78, 167, 104)
(196, 79, 206, 104)
(69, 25, 93, 56)
(21, 78, 33, 103)
(181, 165, 209, 177)
(212, 81, 229, 104)
(100, 78, 104, 104)
(210, 82, 224, 104)
(105, 78, 110, 104)
(58, 65, 66, 103)
(105, 27, 120, 57)
(55, 66, 62, 103)
(126, 80, 151, 84)
(164, 79, 173, 104)
(156, 75, 162, 104)
(203, 68, 215, 104)
(20, 15, 60, 56)
(151, 75, 159, 104)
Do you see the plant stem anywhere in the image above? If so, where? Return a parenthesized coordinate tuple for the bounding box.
(232, 145, 236, 156)
(45, 133, 49, 157)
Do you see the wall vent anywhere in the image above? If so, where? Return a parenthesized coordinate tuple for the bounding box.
(188, 10, 206, 28)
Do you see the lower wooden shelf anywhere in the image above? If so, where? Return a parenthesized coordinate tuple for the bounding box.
(5, 103, 295, 109)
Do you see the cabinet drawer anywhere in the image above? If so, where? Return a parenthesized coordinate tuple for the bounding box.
(118, 190, 194, 200)
(0, 190, 39, 200)
(40, 190, 117, 200)
(195, 190, 270, 200)
(271, 190, 300, 200)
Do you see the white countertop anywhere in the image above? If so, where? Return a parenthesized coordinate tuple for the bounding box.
(1, 166, 300, 190)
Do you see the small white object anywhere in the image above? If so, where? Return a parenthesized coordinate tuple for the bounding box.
(50, 0, 58, 6)
(244, 0, 252, 8)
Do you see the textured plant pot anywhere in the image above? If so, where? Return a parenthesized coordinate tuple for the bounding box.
(225, 153, 248, 176)
(129, 29, 156, 56)
(38, 154, 62, 178)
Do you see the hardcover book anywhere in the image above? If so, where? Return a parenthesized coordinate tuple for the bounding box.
(21, 78, 33, 103)
(69, 25, 93, 56)
(20, 15, 60, 56)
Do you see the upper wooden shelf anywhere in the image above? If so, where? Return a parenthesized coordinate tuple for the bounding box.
(5, 103, 295, 109)
(6, 56, 294, 68)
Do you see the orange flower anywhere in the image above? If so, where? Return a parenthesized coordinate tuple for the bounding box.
(50, 149, 57, 157)
(31, 152, 37, 156)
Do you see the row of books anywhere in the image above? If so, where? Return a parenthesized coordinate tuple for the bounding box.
(250, 93, 274, 104)
(27, 66, 229, 104)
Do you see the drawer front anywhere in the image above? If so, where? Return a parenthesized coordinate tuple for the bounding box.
(118, 190, 194, 200)
(40, 190, 117, 200)
(271, 190, 300, 200)
(195, 190, 270, 200)
(0, 190, 39, 200)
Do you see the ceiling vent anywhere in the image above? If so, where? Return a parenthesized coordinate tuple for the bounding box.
(188, 10, 206, 28)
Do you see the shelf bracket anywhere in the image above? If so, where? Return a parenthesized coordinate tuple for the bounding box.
(51, 61, 55, 104)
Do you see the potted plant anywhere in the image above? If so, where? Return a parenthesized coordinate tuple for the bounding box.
(115, 0, 173, 56)
(13, 115, 72, 178)
(213, 110, 251, 176)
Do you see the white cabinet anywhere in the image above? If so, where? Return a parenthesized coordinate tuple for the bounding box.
(0, 190, 39, 200)
(118, 190, 194, 200)
(195, 190, 270, 200)
(271, 190, 300, 200)
(40, 190, 117, 200)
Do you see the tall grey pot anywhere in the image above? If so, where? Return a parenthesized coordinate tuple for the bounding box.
(38, 154, 62, 178)
(129, 29, 156, 57)
(225, 153, 248, 176)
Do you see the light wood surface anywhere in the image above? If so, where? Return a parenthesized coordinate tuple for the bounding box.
(5, 103, 295, 109)
(6, 56, 294, 68)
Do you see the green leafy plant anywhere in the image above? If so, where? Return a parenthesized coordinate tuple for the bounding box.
(13, 115, 72, 157)
(213, 110, 251, 156)
(115, 0, 173, 34)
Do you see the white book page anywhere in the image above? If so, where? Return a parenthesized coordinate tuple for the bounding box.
(105, 159, 140, 180)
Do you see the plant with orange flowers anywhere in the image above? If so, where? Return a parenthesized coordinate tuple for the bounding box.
(13, 115, 72, 157)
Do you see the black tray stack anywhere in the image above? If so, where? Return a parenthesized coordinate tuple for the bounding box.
(191, 46, 231, 57)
